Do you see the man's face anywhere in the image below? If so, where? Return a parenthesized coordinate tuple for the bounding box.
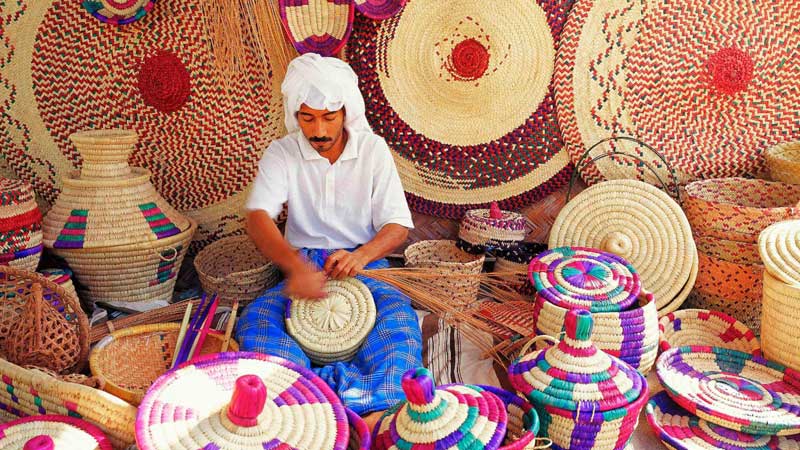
(297, 104, 346, 154)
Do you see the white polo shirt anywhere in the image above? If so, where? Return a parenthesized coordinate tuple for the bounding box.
(246, 128, 414, 249)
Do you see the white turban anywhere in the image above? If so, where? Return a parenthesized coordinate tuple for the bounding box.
(281, 53, 372, 134)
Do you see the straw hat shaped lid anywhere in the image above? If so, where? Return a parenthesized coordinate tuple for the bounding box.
(508, 309, 647, 413)
(529, 246, 641, 313)
(372, 367, 508, 450)
(458, 202, 528, 246)
(0, 415, 112, 450)
(136, 352, 349, 450)
(759, 219, 800, 286)
(286, 278, 376, 365)
(43, 129, 191, 250)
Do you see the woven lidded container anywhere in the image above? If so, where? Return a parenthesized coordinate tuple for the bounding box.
(42, 129, 195, 305)
(89, 323, 239, 406)
(136, 352, 351, 450)
(509, 309, 649, 450)
(194, 234, 281, 305)
(0, 358, 137, 449)
(659, 308, 760, 355)
(0, 414, 112, 450)
(404, 240, 485, 308)
(0, 178, 43, 272)
(345, 408, 370, 450)
(758, 219, 800, 286)
(761, 271, 800, 372)
(286, 278, 376, 366)
(766, 141, 800, 185)
(457, 202, 528, 254)
(493, 242, 547, 296)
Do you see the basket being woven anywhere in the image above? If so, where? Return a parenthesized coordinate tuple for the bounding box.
(194, 234, 281, 305)
(404, 240, 485, 309)
(0, 178, 43, 272)
(767, 141, 800, 185)
(658, 308, 760, 355)
(761, 271, 800, 372)
(0, 414, 112, 450)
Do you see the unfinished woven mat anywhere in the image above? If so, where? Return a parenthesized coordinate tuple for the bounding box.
(354, 0, 405, 19)
(82, 0, 153, 25)
(508, 309, 649, 450)
(646, 391, 800, 450)
(0, 178, 43, 272)
(286, 278, 376, 365)
(759, 219, 800, 286)
(347, 0, 573, 219)
(477, 300, 536, 338)
(458, 203, 528, 254)
(658, 309, 760, 355)
(767, 141, 800, 185)
(135, 352, 349, 450)
(761, 272, 800, 372)
(657, 346, 800, 436)
(0, 414, 112, 450)
(555, 0, 800, 186)
(404, 240, 484, 308)
(372, 368, 507, 450)
(89, 323, 239, 406)
(549, 179, 697, 315)
(279, 0, 354, 56)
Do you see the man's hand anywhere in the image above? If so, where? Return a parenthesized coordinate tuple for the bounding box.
(284, 262, 327, 299)
(323, 249, 369, 279)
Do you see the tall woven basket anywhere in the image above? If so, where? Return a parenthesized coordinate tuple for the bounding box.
(404, 240, 485, 309)
(761, 271, 800, 372)
(0, 178, 43, 272)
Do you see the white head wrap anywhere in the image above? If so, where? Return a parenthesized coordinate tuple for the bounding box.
(281, 53, 372, 134)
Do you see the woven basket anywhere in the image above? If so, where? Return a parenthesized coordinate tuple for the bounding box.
(683, 178, 800, 243)
(758, 219, 800, 286)
(0, 266, 88, 374)
(695, 235, 762, 266)
(194, 234, 281, 305)
(761, 271, 800, 372)
(685, 288, 762, 337)
(658, 309, 760, 355)
(0, 178, 43, 272)
(476, 385, 541, 450)
(89, 298, 203, 344)
(493, 242, 546, 296)
(767, 141, 800, 185)
(404, 240, 485, 309)
(0, 358, 137, 449)
(458, 203, 528, 254)
(695, 252, 764, 302)
(40, 268, 79, 304)
(0, 414, 112, 450)
(89, 323, 238, 406)
(346, 408, 370, 450)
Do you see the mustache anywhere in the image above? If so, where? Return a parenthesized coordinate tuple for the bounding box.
(309, 136, 332, 143)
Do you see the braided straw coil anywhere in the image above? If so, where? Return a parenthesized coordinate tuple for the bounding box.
(767, 141, 800, 185)
(758, 219, 800, 286)
(0, 414, 112, 450)
(761, 271, 800, 372)
(658, 309, 760, 355)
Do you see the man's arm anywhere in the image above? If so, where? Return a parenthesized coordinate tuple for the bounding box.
(324, 223, 409, 279)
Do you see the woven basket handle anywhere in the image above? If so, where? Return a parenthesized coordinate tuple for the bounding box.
(30, 283, 44, 352)
(157, 246, 179, 262)
(566, 136, 682, 204)
(517, 334, 559, 359)
(528, 437, 553, 449)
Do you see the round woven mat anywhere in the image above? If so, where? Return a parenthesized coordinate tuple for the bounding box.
(549, 179, 697, 315)
(759, 219, 800, 286)
(0, 415, 112, 450)
(646, 391, 800, 450)
(555, 0, 800, 186)
(279, 0, 354, 56)
(136, 352, 349, 450)
(658, 309, 760, 355)
(347, 0, 573, 218)
(1, 0, 283, 252)
(354, 0, 405, 20)
(286, 278, 376, 365)
(657, 346, 800, 436)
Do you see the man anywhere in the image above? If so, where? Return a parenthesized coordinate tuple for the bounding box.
(236, 53, 422, 429)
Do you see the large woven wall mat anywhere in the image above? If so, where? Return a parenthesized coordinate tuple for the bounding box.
(279, 0, 354, 56)
(685, 289, 762, 336)
(0, 0, 283, 252)
(759, 219, 800, 286)
(347, 0, 574, 219)
(761, 272, 800, 372)
(0, 414, 112, 450)
(0, 359, 137, 449)
(0, 178, 43, 272)
(548, 179, 698, 315)
(767, 141, 800, 185)
(658, 309, 759, 355)
(646, 391, 800, 450)
(555, 0, 800, 186)
(657, 346, 800, 436)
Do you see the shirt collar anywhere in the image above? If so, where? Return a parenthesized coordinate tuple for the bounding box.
(297, 127, 360, 162)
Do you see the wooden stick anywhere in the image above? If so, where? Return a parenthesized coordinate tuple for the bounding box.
(170, 302, 193, 368)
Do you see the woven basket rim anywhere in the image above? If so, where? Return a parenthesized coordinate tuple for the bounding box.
(685, 177, 800, 209)
(51, 217, 196, 254)
(404, 239, 485, 267)
(194, 234, 274, 284)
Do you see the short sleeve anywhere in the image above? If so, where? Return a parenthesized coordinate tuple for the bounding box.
(245, 143, 289, 220)
(371, 138, 414, 230)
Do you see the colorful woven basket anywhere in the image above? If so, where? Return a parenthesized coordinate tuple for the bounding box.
(476, 385, 541, 449)
(353, 0, 405, 19)
(657, 346, 800, 436)
(509, 309, 649, 450)
(683, 178, 800, 243)
(548, 179, 698, 315)
(646, 391, 800, 450)
(457, 203, 528, 254)
(286, 278, 376, 365)
(761, 271, 800, 372)
(658, 309, 760, 355)
(0, 414, 112, 449)
(279, 0, 354, 56)
(40, 268, 79, 305)
(347, 0, 573, 219)
(82, 0, 153, 25)
(346, 407, 370, 450)
(767, 141, 800, 185)
(693, 252, 764, 333)
(0, 358, 137, 449)
(493, 242, 547, 296)
(404, 240, 485, 309)
(758, 219, 800, 286)
(89, 323, 239, 406)
(372, 368, 508, 449)
(0, 178, 43, 272)
(135, 352, 350, 450)
(194, 234, 281, 305)
(685, 289, 762, 337)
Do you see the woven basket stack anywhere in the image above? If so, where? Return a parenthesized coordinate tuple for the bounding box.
(42, 130, 196, 307)
(0, 178, 43, 272)
(683, 178, 800, 334)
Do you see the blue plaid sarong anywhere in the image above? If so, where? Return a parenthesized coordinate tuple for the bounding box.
(235, 248, 422, 415)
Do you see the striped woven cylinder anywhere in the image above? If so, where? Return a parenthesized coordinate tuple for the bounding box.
(0, 178, 43, 272)
(509, 310, 649, 450)
(0, 415, 112, 450)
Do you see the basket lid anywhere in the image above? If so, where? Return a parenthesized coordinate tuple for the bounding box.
(0, 414, 112, 450)
(372, 368, 508, 450)
(42, 129, 192, 250)
(759, 219, 800, 286)
(458, 202, 528, 246)
(528, 246, 641, 313)
(508, 309, 647, 413)
(135, 352, 349, 450)
(286, 278, 376, 365)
